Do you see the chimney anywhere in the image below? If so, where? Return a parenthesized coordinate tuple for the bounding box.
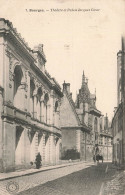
(101, 115, 104, 130)
(63, 81, 70, 94)
(104, 113, 109, 130)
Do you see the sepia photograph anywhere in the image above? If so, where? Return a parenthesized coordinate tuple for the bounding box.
(0, 0, 125, 194)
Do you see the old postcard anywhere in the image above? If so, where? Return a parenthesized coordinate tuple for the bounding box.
(0, 0, 125, 194)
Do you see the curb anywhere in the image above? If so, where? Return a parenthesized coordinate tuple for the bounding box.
(0, 161, 90, 181)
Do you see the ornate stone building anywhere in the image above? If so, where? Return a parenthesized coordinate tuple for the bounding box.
(60, 72, 112, 161)
(0, 18, 63, 172)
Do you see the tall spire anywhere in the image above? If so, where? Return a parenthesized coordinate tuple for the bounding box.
(82, 71, 85, 86)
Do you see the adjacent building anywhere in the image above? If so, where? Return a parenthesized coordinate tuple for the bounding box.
(60, 72, 112, 161)
(112, 37, 125, 167)
(0, 18, 63, 172)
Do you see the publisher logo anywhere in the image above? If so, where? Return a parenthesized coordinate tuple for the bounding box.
(6, 181, 19, 194)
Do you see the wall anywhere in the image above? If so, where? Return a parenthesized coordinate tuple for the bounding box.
(60, 93, 78, 127)
(62, 129, 76, 151)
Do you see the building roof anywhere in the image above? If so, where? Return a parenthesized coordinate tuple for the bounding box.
(63, 87, 90, 132)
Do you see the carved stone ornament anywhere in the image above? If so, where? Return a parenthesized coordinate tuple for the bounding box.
(34, 78, 40, 88)
(25, 70, 28, 83)
(5, 45, 12, 58)
(9, 71, 15, 81)
(25, 84, 28, 92)
(9, 83, 12, 88)
(54, 136, 59, 145)
(4, 100, 13, 106)
(5, 45, 17, 71)
(5, 45, 22, 84)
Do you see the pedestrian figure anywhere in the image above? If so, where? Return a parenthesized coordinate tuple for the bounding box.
(35, 152, 42, 169)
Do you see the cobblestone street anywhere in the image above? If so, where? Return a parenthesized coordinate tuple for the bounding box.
(0, 162, 125, 195)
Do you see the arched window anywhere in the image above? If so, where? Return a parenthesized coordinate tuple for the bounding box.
(44, 93, 49, 123)
(30, 80, 35, 117)
(13, 66, 24, 109)
(37, 87, 43, 121)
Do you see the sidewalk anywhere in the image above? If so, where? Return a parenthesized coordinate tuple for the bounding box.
(102, 169, 125, 195)
(0, 160, 89, 181)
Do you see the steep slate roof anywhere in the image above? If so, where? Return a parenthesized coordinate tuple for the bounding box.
(64, 89, 90, 131)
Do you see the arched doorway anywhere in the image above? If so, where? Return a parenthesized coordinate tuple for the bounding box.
(38, 132, 43, 157)
(15, 126, 24, 165)
(45, 134, 49, 164)
(28, 129, 36, 162)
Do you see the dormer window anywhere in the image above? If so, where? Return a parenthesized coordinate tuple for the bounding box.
(33, 44, 46, 71)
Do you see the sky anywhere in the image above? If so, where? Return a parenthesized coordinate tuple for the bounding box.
(1, 0, 125, 121)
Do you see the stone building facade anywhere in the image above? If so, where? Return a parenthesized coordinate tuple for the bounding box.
(60, 82, 90, 161)
(0, 18, 63, 172)
(112, 37, 125, 167)
(60, 72, 112, 161)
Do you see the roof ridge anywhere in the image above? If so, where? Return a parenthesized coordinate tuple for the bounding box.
(65, 90, 89, 130)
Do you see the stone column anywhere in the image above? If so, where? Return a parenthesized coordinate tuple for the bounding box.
(3, 122, 15, 172)
(42, 133, 45, 165)
(50, 91, 54, 125)
(30, 97, 33, 117)
(0, 41, 4, 87)
(33, 95, 37, 119)
(24, 128, 31, 165)
(57, 111, 60, 128)
(4, 46, 12, 103)
(36, 101, 40, 120)
(56, 138, 60, 164)
(76, 130, 81, 153)
(24, 70, 30, 112)
(21, 129, 25, 165)
(49, 134, 55, 165)
(44, 103, 47, 123)
(35, 131, 38, 157)
(41, 100, 44, 122)
(47, 104, 51, 125)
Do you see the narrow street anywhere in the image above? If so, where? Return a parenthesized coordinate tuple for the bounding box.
(0, 162, 125, 195)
